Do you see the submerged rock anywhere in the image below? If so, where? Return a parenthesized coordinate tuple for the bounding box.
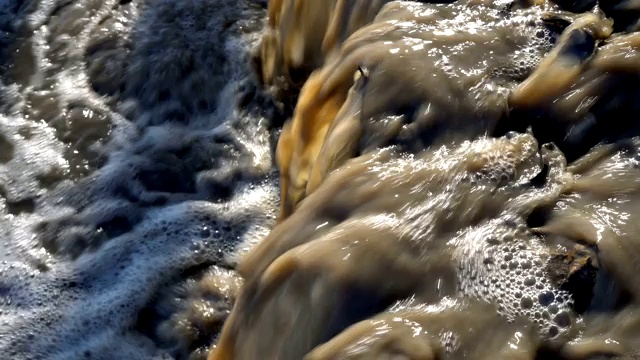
(545, 243, 599, 313)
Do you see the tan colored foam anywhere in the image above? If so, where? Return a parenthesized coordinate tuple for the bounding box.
(274, 0, 561, 218)
(211, 132, 575, 359)
(259, 0, 390, 88)
(511, 13, 613, 107)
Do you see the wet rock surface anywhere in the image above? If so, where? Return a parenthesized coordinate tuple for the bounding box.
(545, 243, 599, 313)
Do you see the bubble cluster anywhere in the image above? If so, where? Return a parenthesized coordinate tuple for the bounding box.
(0, 0, 278, 359)
(456, 217, 575, 339)
(0, 112, 68, 214)
(462, 133, 540, 186)
(2, 0, 639, 358)
(490, 10, 558, 80)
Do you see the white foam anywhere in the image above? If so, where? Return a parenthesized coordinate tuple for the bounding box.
(454, 216, 575, 339)
(0, 0, 276, 358)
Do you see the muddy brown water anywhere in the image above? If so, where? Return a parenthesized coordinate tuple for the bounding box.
(211, 0, 640, 359)
(2, 0, 640, 359)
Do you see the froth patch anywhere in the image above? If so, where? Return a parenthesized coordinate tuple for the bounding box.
(0, 0, 279, 358)
(0, 189, 276, 359)
(212, 133, 577, 359)
(275, 0, 560, 218)
(454, 217, 575, 339)
(0, 114, 68, 211)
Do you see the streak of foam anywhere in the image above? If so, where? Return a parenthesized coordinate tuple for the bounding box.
(0, 0, 278, 358)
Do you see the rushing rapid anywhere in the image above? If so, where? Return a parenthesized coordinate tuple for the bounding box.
(2, 0, 640, 359)
(0, 0, 278, 359)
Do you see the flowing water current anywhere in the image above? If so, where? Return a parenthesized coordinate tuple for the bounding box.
(2, 0, 640, 359)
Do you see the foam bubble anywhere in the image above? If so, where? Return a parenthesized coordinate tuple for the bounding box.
(455, 216, 575, 339)
(0, 0, 277, 358)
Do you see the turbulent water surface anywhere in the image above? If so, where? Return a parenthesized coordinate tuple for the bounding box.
(2, 0, 640, 359)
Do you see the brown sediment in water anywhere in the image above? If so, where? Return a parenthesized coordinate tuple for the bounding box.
(213, 132, 579, 359)
(275, 0, 563, 217)
(304, 298, 540, 360)
(258, 0, 393, 91)
(210, 0, 640, 359)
